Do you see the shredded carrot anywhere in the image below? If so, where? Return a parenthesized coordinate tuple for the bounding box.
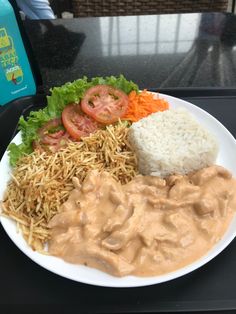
(122, 90, 169, 122)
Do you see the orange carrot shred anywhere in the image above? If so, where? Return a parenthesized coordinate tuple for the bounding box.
(122, 90, 169, 122)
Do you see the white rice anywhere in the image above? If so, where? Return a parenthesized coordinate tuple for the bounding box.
(128, 108, 219, 177)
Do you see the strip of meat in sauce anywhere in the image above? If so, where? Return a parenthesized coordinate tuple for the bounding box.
(48, 166, 236, 277)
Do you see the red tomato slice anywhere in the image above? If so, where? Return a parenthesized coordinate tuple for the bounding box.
(38, 118, 68, 145)
(33, 140, 64, 153)
(62, 103, 98, 140)
(33, 118, 70, 152)
(81, 85, 129, 124)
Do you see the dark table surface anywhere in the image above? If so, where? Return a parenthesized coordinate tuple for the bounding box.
(23, 12, 236, 94)
(1, 12, 236, 314)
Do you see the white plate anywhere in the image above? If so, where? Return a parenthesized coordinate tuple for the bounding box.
(1, 93, 236, 288)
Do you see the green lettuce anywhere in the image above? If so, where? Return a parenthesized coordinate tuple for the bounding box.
(8, 75, 139, 166)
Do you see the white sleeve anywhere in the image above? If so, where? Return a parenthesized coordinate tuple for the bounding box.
(16, 0, 55, 19)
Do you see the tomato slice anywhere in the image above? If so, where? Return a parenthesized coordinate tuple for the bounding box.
(81, 85, 129, 124)
(62, 103, 98, 140)
(32, 140, 64, 153)
(33, 118, 70, 152)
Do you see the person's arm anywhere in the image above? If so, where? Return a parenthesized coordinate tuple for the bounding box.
(16, 0, 55, 19)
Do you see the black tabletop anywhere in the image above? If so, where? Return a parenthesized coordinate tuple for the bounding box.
(23, 12, 236, 93)
(1, 95, 236, 314)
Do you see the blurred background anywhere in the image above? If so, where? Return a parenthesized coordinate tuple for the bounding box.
(49, 0, 236, 19)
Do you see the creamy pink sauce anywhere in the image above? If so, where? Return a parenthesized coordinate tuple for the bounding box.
(48, 165, 236, 277)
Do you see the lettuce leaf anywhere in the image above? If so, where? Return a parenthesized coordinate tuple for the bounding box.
(8, 75, 138, 166)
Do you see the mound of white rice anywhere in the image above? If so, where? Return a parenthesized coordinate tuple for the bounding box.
(128, 108, 219, 177)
